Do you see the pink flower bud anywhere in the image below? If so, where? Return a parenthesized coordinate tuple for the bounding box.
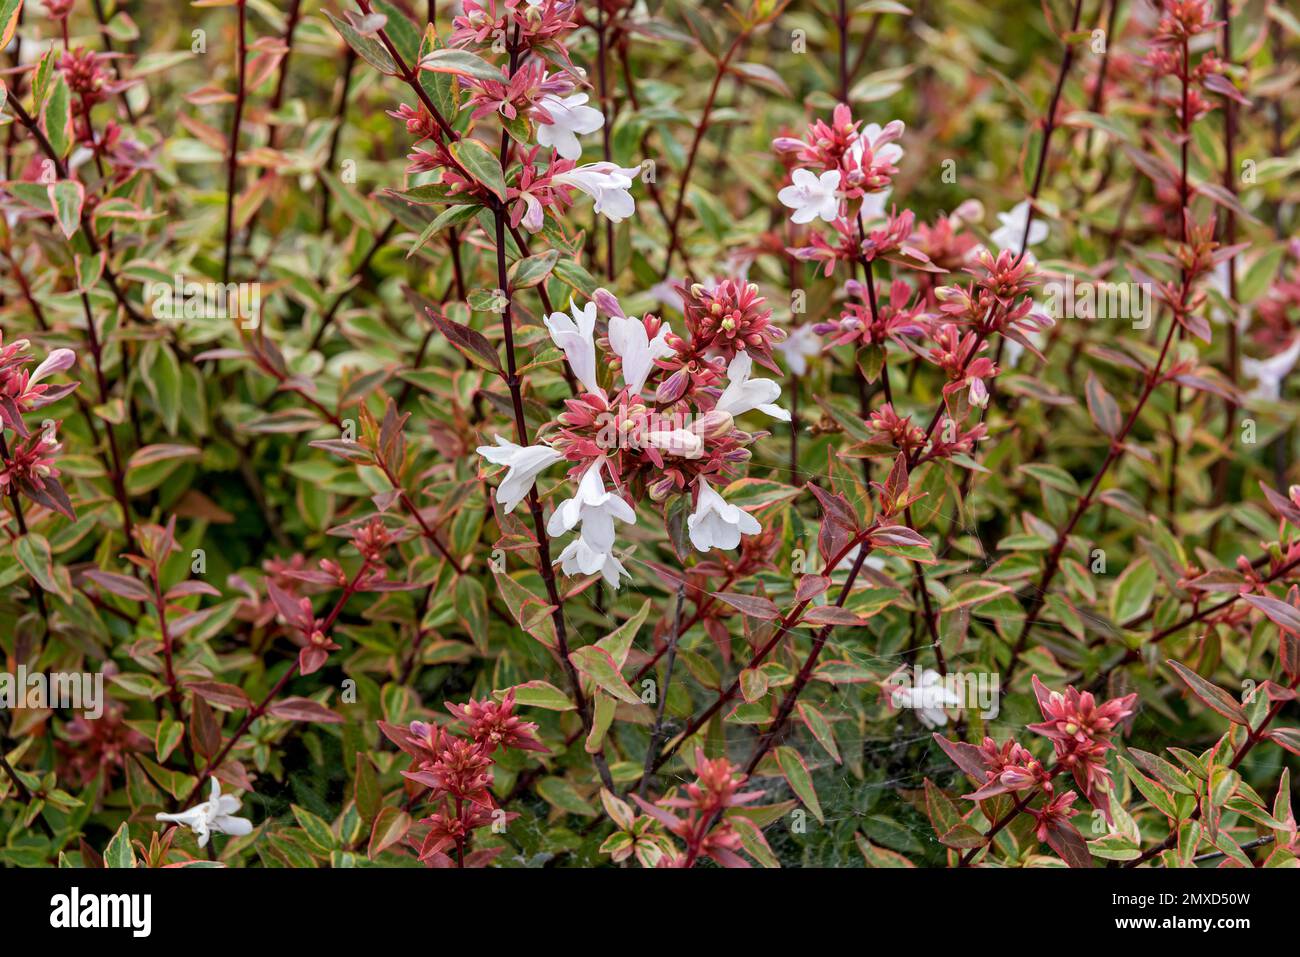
(655, 367, 690, 404)
(691, 409, 734, 439)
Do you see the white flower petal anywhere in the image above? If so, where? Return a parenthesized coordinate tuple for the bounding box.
(475, 436, 563, 513)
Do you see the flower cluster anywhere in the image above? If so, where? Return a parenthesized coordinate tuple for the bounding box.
(260, 516, 408, 674)
(380, 689, 544, 867)
(477, 285, 792, 586)
(1028, 677, 1138, 822)
(938, 675, 1138, 863)
(599, 749, 771, 868)
(390, 0, 638, 233)
(775, 106, 919, 274)
(57, 700, 149, 790)
(0, 338, 77, 520)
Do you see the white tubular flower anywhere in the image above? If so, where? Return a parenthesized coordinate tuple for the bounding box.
(777, 168, 842, 225)
(687, 477, 761, 552)
(608, 314, 674, 395)
(535, 92, 605, 161)
(1242, 336, 1300, 402)
(544, 300, 601, 394)
(155, 778, 253, 848)
(891, 668, 962, 729)
(546, 459, 636, 551)
(556, 535, 630, 589)
(476, 435, 564, 513)
(775, 324, 822, 376)
(990, 200, 1048, 253)
(715, 352, 791, 421)
(553, 162, 640, 223)
(549, 461, 635, 590)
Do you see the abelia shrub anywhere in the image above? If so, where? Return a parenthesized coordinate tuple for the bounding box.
(0, 0, 1296, 872)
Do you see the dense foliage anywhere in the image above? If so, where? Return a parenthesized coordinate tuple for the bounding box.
(1, 0, 1299, 869)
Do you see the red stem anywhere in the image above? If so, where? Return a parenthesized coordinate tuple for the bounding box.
(222, 0, 248, 284)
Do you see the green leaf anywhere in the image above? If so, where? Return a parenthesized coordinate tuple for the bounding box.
(104, 822, 136, 868)
(0, 0, 22, 51)
(509, 249, 559, 290)
(42, 74, 73, 159)
(15, 533, 70, 601)
(419, 48, 502, 83)
(1019, 463, 1080, 496)
(372, 0, 420, 65)
(142, 342, 182, 435)
(1237, 245, 1285, 304)
(323, 10, 397, 75)
(857, 344, 884, 383)
(501, 680, 574, 711)
(354, 754, 381, 825)
(1118, 756, 1180, 821)
(320, 171, 376, 231)
(1109, 558, 1156, 624)
(449, 139, 506, 202)
(585, 690, 616, 753)
(797, 702, 841, 763)
(407, 204, 481, 258)
(454, 575, 488, 652)
(552, 257, 599, 296)
(942, 580, 1012, 611)
(569, 645, 642, 705)
(594, 598, 652, 670)
(775, 746, 823, 823)
(47, 180, 85, 240)
(292, 804, 339, 855)
(1088, 832, 1141, 861)
(155, 718, 184, 763)
(536, 776, 597, 817)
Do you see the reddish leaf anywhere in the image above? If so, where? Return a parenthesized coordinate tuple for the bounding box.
(268, 697, 343, 723)
(868, 524, 931, 549)
(1259, 482, 1300, 527)
(84, 569, 152, 602)
(1044, 819, 1092, 868)
(1243, 593, 1300, 635)
(801, 605, 866, 626)
(932, 733, 989, 781)
(186, 681, 252, 711)
(1167, 660, 1247, 725)
(795, 575, 831, 603)
(1085, 372, 1122, 438)
(1267, 728, 1300, 755)
(368, 806, 412, 859)
(714, 591, 780, 620)
(428, 310, 503, 374)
